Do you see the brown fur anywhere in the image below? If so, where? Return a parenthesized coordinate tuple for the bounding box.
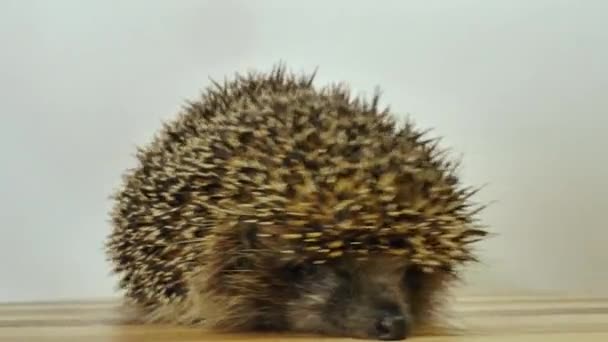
(106, 64, 488, 340)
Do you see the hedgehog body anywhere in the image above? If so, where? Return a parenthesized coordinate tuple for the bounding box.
(106, 65, 487, 340)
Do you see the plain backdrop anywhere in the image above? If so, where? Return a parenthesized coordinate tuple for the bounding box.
(1, 0, 606, 302)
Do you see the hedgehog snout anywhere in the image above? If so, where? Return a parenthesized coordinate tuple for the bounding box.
(373, 303, 409, 340)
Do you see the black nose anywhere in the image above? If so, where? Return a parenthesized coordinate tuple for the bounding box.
(374, 307, 408, 340)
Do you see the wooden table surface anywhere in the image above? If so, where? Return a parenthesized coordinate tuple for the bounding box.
(1, 295, 607, 341)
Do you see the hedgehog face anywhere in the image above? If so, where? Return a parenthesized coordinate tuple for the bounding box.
(267, 255, 443, 340)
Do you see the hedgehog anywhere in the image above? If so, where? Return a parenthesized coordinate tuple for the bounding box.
(106, 64, 488, 341)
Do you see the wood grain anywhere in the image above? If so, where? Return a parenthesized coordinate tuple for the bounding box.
(1, 295, 607, 341)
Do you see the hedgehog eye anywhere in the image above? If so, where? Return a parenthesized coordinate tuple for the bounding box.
(402, 266, 425, 293)
(284, 262, 319, 282)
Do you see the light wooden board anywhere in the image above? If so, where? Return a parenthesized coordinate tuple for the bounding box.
(0, 295, 607, 341)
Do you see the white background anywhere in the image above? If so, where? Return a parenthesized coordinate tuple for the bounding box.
(1, 0, 606, 302)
